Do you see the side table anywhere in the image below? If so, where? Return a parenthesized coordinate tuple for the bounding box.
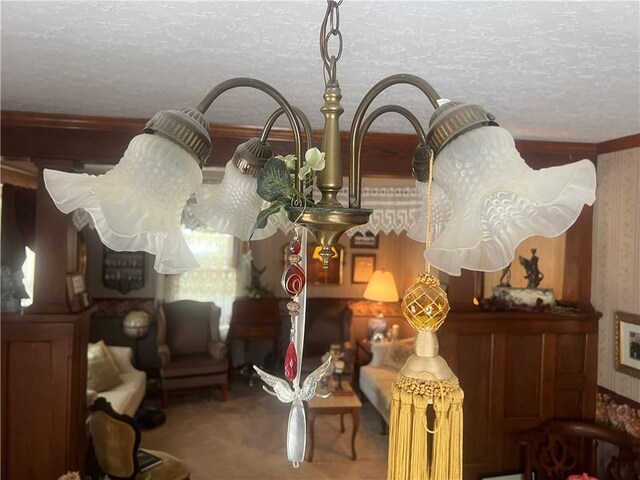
(307, 382, 362, 461)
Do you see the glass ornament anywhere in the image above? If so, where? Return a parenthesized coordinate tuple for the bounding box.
(282, 264, 306, 296)
(43, 134, 202, 274)
(284, 341, 298, 381)
(426, 126, 597, 276)
(401, 273, 450, 331)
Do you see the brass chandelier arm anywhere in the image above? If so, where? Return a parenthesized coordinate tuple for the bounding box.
(259, 107, 314, 154)
(260, 106, 315, 195)
(351, 105, 427, 208)
(196, 77, 305, 190)
(348, 74, 441, 207)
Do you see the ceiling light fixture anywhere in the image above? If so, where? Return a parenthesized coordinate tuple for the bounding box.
(43, 0, 595, 276)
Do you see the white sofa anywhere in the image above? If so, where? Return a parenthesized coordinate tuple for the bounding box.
(87, 346, 146, 417)
(359, 339, 414, 424)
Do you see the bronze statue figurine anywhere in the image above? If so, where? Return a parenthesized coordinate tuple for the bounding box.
(518, 248, 544, 289)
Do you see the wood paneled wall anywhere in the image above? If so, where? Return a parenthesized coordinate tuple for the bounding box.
(439, 309, 600, 480)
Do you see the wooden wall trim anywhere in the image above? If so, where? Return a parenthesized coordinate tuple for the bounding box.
(1, 110, 599, 177)
(0, 165, 37, 189)
(597, 133, 640, 155)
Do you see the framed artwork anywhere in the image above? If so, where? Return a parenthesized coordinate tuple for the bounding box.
(614, 311, 640, 379)
(351, 254, 376, 284)
(66, 273, 90, 312)
(350, 232, 379, 249)
(283, 244, 344, 286)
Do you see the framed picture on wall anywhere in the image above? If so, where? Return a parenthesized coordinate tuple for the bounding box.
(614, 311, 640, 379)
(351, 254, 376, 284)
(350, 232, 379, 249)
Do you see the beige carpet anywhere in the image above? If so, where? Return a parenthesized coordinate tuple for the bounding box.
(141, 382, 388, 480)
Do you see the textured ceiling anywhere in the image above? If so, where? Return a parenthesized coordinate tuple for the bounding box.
(1, 1, 639, 143)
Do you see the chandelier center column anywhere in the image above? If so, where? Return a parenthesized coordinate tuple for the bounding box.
(317, 83, 344, 206)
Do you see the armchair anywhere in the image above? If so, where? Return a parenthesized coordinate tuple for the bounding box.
(517, 419, 640, 480)
(157, 300, 229, 406)
(89, 397, 190, 479)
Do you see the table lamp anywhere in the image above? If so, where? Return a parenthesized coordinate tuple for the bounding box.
(363, 270, 399, 341)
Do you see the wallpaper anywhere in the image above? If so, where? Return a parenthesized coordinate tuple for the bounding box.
(592, 147, 640, 408)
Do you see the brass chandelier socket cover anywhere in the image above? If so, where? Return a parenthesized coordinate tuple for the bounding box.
(426, 101, 498, 157)
(288, 205, 372, 268)
(232, 138, 273, 177)
(143, 106, 212, 165)
(411, 144, 434, 182)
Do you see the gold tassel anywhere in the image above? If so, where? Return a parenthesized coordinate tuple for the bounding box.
(409, 393, 428, 480)
(430, 395, 451, 480)
(387, 386, 401, 477)
(448, 388, 464, 480)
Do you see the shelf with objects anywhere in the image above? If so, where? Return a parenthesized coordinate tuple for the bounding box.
(102, 246, 145, 294)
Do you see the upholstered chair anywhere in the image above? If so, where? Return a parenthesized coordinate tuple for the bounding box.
(89, 397, 190, 479)
(157, 300, 229, 406)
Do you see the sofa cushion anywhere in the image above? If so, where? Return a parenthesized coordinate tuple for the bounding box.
(381, 337, 416, 371)
(88, 341, 123, 392)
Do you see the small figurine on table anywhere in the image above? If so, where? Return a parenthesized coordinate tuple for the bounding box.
(519, 248, 544, 289)
(499, 262, 512, 287)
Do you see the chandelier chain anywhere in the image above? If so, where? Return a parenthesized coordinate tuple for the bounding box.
(320, 0, 343, 83)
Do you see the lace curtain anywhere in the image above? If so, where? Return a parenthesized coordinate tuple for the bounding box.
(164, 228, 238, 335)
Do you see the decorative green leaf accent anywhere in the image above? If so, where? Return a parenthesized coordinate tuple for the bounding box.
(257, 158, 295, 202)
(254, 201, 284, 231)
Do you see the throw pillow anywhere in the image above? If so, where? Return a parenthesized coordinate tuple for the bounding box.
(87, 340, 123, 392)
(381, 337, 416, 371)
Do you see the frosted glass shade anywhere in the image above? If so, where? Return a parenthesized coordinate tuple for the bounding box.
(192, 160, 276, 241)
(425, 126, 596, 276)
(364, 270, 399, 302)
(407, 179, 451, 244)
(44, 134, 202, 274)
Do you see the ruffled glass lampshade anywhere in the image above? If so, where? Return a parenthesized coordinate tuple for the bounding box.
(425, 125, 596, 275)
(44, 134, 204, 274)
(191, 138, 276, 241)
(407, 179, 451, 244)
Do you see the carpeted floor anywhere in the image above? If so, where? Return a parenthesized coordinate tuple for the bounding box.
(141, 381, 389, 480)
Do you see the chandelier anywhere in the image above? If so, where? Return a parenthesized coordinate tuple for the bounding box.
(42, 1, 596, 276)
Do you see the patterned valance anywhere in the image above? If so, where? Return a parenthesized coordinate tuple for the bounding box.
(75, 185, 423, 237)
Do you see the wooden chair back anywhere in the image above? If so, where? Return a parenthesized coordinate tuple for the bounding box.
(517, 419, 640, 480)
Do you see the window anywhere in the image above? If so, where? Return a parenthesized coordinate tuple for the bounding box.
(21, 247, 36, 307)
(166, 229, 237, 336)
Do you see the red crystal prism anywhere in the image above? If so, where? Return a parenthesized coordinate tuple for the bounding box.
(288, 240, 301, 255)
(282, 263, 306, 295)
(284, 341, 298, 381)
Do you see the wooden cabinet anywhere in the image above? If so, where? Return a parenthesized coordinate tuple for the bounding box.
(438, 308, 601, 480)
(1, 311, 91, 479)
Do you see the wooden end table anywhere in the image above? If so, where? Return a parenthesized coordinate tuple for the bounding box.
(306, 381, 362, 462)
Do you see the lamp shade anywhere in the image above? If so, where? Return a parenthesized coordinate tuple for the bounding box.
(425, 126, 597, 275)
(363, 270, 399, 302)
(407, 178, 451, 244)
(44, 134, 203, 274)
(191, 138, 277, 241)
(122, 310, 151, 339)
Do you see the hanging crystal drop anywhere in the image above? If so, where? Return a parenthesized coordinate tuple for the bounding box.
(282, 264, 306, 296)
(284, 341, 298, 381)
